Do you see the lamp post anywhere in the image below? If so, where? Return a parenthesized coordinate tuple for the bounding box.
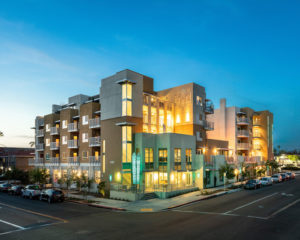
(234, 169, 239, 182)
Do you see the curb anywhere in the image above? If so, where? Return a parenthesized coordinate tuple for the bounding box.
(88, 203, 126, 211)
(167, 188, 242, 210)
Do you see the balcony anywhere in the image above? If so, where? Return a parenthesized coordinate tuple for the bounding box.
(36, 143, 44, 151)
(237, 130, 249, 138)
(50, 157, 60, 166)
(253, 144, 262, 150)
(225, 156, 235, 164)
(253, 120, 261, 126)
(204, 100, 214, 114)
(89, 118, 101, 129)
(89, 136, 101, 147)
(50, 127, 60, 135)
(68, 123, 79, 132)
(50, 142, 59, 150)
(237, 117, 249, 125)
(200, 120, 214, 131)
(28, 158, 44, 166)
(237, 143, 249, 150)
(89, 156, 101, 166)
(68, 139, 78, 149)
(68, 157, 80, 166)
(253, 132, 261, 138)
(36, 129, 44, 137)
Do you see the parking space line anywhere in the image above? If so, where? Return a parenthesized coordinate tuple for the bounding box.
(0, 219, 25, 230)
(268, 198, 300, 219)
(223, 192, 278, 214)
(171, 209, 240, 217)
(0, 202, 68, 223)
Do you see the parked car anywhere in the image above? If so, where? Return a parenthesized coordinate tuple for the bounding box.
(260, 177, 273, 186)
(244, 179, 261, 190)
(271, 174, 282, 183)
(22, 185, 42, 199)
(0, 183, 13, 192)
(39, 189, 64, 203)
(280, 173, 289, 181)
(286, 172, 295, 180)
(8, 185, 24, 195)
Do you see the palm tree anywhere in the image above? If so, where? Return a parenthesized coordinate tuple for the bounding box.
(29, 141, 35, 147)
(0, 131, 3, 137)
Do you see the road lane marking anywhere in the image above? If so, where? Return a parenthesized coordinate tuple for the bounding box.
(0, 219, 25, 230)
(223, 192, 278, 214)
(0, 202, 68, 223)
(0, 229, 25, 236)
(172, 209, 239, 217)
(268, 198, 300, 219)
(247, 215, 268, 220)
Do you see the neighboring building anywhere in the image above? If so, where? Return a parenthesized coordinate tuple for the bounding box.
(0, 147, 34, 171)
(276, 154, 300, 167)
(207, 98, 274, 167)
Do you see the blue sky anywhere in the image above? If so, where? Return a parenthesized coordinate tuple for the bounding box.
(0, 0, 299, 149)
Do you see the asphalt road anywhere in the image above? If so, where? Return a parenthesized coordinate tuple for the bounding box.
(0, 177, 299, 240)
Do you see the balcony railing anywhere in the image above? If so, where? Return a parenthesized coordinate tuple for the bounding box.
(89, 118, 101, 129)
(68, 139, 78, 149)
(237, 117, 249, 125)
(28, 158, 44, 166)
(89, 156, 101, 166)
(89, 136, 101, 147)
(204, 100, 214, 114)
(36, 143, 44, 151)
(201, 120, 214, 131)
(225, 156, 235, 164)
(50, 127, 60, 135)
(253, 119, 261, 126)
(68, 157, 80, 166)
(36, 129, 44, 137)
(50, 157, 60, 166)
(50, 142, 59, 150)
(237, 143, 249, 150)
(237, 130, 249, 137)
(68, 123, 79, 132)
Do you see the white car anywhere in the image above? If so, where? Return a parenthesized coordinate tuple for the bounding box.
(271, 174, 282, 183)
(22, 185, 42, 199)
(260, 177, 273, 186)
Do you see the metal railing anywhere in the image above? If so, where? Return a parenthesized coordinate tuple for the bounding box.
(28, 158, 44, 166)
(89, 118, 101, 128)
(68, 157, 80, 166)
(50, 157, 60, 166)
(204, 100, 214, 114)
(237, 130, 249, 137)
(36, 129, 44, 137)
(50, 127, 60, 135)
(89, 136, 101, 147)
(225, 156, 235, 164)
(68, 123, 79, 132)
(237, 117, 249, 124)
(50, 142, 59, 150)
(68, 139, 78, 149)
(201, 120, 214, 131)
(89, 156, 101, 166)
(36, 143, 44, 151)
(237, 143, 249, 150)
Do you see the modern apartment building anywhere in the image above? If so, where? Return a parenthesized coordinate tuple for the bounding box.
(207, 98, 274, 166)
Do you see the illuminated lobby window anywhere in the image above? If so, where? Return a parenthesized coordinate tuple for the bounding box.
(122, 83, 132, 116)
(122, 126, 132, 163)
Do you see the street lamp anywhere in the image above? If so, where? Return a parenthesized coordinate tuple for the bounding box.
(234, 169, 239, 182)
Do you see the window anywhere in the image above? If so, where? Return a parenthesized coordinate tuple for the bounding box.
(143, 105, 149, 124)
(186, 149, 192, 170)
(82, 151, 88, 160)
(62, 136, 67, 145)
(166, 111, 172, 132)
(46, 138, 50, 146)
(122, 126, 132, 163)
(174, 148, 181, 170)
(151, 107, 157, 125)
(176, 114, 180, 124)
(196, 131, 202, 141)
(82, 115, 89, 125)
(185, 112, 190, 122)
(145, 148, 153, 169)
(62, 152, 66, 160)
(46, 124, 50, 132)
(196, 96, 202, 106)
(46, 153, 50, 161)
(122, 83, 132, 116)
(159, 109, 164, 133)
(82, 133, 88, 143)
(102, 140, 106, 173)
(143, 124, 148, 133)
(62, 120, 68, 129)
(159, 149, 168, 172)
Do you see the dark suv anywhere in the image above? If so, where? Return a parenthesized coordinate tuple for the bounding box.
(39, 189, 65, 203)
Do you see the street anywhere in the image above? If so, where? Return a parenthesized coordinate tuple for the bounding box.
(0, 177, 299, 240)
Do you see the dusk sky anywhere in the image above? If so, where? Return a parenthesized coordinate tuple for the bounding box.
(0, 0, 299, 150)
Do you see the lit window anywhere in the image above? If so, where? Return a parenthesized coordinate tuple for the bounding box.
(145, 148, 153, 163)
(122, 126, 132, 142)
(196, 96, 202, 106)
(46, 138, 50, 146)
(122, 83, 132, 116)
(62, 120, 68, 129)
(186, 149, 192, 163)
(122, 126, 132, 163)
(82, 133, 88, 143)
(143, 105, 148, 124)
(151, 125, 157, 133)
(176, 114, 180, 123)
(82, 115, 89, 125)
(151, 107, 157, 125)
(143, 124, 148, 133)
(185, 112, 190, 122)
(167, 111, 173, 132)
(174, 148, 181, 162)
(62, 136, 67, 145)
(46, 124, 50, 132)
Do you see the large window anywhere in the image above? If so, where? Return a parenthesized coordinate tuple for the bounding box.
(159, 109, 164, 133)
(122, 83, 132, 116)
(174, 148, 181, 170)
(122, 126, 132, 163)
(186, 148, 192, 170)
(159, 149, 168, 172)
(143, 105, 149, 124)
(151, 107, 157, 125)
(145, 148, 154, 169)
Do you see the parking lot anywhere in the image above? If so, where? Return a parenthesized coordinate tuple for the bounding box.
(0, 174, 299, 240)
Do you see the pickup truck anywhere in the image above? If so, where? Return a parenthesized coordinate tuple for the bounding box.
(22, 185, 42, 199)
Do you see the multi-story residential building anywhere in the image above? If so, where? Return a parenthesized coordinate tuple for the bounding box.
(32, 69, 240, 199)
(207, 98, 274, 167)
(0, 147, 34, 171)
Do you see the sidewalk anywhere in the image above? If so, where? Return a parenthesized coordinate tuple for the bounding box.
(66, 182, 243, 212)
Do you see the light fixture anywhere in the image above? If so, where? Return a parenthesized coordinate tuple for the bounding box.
(153, 172, 158, 181)
(182, 173, 186, 180)
(170, 173, 174, 182)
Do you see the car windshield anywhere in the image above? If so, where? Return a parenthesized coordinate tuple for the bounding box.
(261, 178, 267, 181)
(54, 190, 62, 194)
(248, 180, 255, 183)
(272, 175, 278, 178)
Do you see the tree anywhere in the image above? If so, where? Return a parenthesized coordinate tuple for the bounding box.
(29, 141, 35, 147)
(219, 164, 235, 184)
(29, 168, 49, 185)
(266, 160, 279, 175)
(97, 181, 106, 197)
(0, 131, 3, 137)
(256, 167, 266, 177)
